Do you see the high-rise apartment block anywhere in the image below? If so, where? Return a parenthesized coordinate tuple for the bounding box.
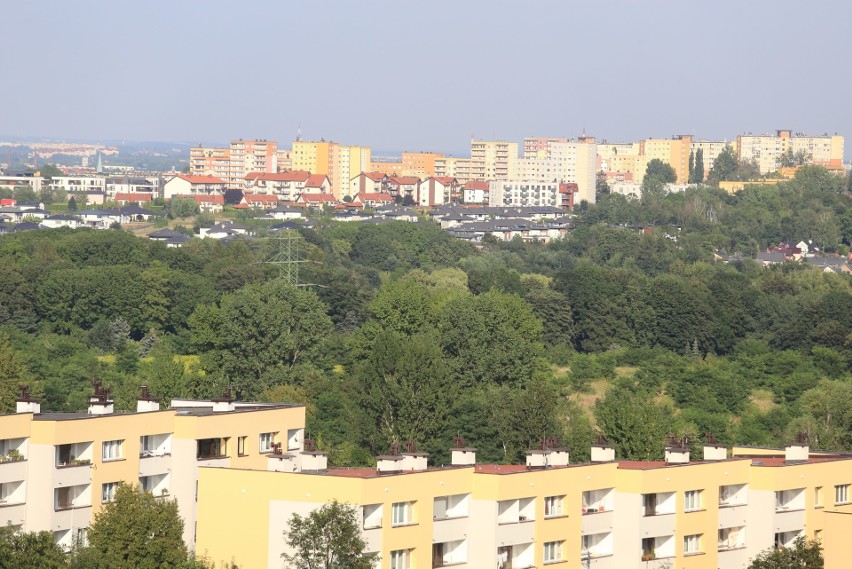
(519, 137, 598, 204)
(189, 140, 278, 188)
(737, 130, 845, 174)
(469, 140, 519, 181)
(290, 141, 371, 200)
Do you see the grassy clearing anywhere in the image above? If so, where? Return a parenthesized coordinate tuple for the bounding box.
(750, 388, 777, 413)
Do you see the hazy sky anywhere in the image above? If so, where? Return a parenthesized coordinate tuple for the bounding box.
(3, 1, 850, 157)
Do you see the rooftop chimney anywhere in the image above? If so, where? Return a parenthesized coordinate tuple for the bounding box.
(526, 437, 568, 468)
(376, 443, 404, 473)
(702, 434, 727, 461)
(450, 437, 477, 466)
(88, 382, 114, 415)
(785, 433, 810, 463)
(591, 434, 615, 463)
(300, 439, 329, 472)
(136, 385, 160, 413)
(15, 385, 40, 414)
(212, 387, 235, 413)
(664, 435, 690, 465)
(400, 441, 428, 471)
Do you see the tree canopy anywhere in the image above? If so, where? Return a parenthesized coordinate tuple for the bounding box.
(281, 500, 374, 569)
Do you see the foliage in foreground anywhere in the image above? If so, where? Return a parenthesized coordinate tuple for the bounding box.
(282, 500, 374, 569)
(747, 536, 823, 569)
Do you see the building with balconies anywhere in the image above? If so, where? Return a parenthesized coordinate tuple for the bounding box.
(0, 385, 305, 552)
(196, 436, 852, 569)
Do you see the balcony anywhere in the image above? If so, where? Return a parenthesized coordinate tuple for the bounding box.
(0, 458, 27, 484)
(433, 515, 468, 544)
(138, 453, 171, 478)
(581, 510, 614, 535)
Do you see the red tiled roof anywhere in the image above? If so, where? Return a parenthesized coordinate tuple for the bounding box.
(362, 171, 386, 182)
(177, 174, 227, 185)
(115, 192, 152, 202)
(390, 176, 420, 185)
(244, 172, 263, 181)
(299, 193, 336, 203)
(463, 180, 488, 191)
(190, 194, 224, 205)
(432, 176, 457, 185)
(242, 194, 279, 204)
(305, 174, 329, 188)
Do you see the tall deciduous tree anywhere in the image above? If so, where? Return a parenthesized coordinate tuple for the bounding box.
(354, 329, 455, 452)
(0, 332, 37, 413)
(439, 290, 543, 387)
(74, 484, 188, 568)
(282, 501, 374, 569)
(594, 379, 674, 460)
(189, 280, 333, 397)
(643, 159, 677, 187)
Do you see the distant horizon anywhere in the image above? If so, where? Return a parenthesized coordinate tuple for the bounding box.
(1, 129, 848, 164)
(3, 1, 850, 161)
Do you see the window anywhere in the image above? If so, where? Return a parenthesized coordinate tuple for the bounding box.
(259, 432, 276, 453)
(101, 482, 119, 504)
(197, 438, 223, 459)
(237, 437, 247, 456)
(684, 490, 703, 511)
(75, 528, 87, 547)
(392, 501, 414, 526)
(683, 534, 701, 555)
(101, 440, 122, 461)
(363, 504, 383, 529)
(389, 549, 411, 569)
(835, 484, 849, 505)
(544, 495, 564, 518)
(543, 541, 563, 563)
(815, 486, 823, 507)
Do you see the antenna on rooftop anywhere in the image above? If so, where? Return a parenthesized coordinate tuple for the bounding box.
(296, 123, 302, 142)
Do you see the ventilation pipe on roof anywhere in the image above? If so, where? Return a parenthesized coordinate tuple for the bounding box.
(664, 435, 690, 465)
(136, 385, 160, 413)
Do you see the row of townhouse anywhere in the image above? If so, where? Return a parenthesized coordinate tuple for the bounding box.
(197, 437, 852, 569)
(0, 386, 306, 551)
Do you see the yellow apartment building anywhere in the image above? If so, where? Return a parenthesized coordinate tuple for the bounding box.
(196, 438, 852, 569)
(639, 135, 692, 184)
(290, 141, 371, 199)
(0, 386, 305, 551)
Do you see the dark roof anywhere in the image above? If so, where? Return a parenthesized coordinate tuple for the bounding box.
(149, 228, 184, 239)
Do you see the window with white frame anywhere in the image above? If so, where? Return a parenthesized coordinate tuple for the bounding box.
(101, 482, 119, 504)
(389, 549, 411, 569)
(835, 484, 849, 505)
(683, 534, 702, 555)
(544, 495, 564, 518)
(258, 432, 276, 453)
(684, 490, 703, 511)
(543, 541, 563, 563)
(392, 501, 414, 526)
(101, 440, 122, 461)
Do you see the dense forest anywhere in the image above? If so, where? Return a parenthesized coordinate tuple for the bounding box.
(0, 166, 849, 466)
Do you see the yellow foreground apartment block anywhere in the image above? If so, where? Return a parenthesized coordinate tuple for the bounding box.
(196, 436, 852, 569)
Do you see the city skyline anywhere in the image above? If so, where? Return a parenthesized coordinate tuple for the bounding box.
(3, 1, 851, 158)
